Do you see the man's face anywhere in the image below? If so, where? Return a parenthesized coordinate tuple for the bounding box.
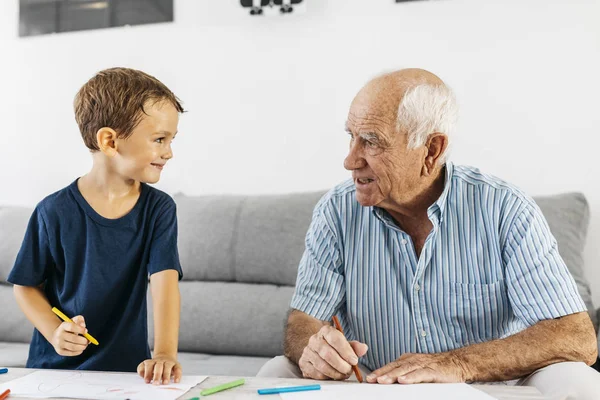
(114, 100, 179, 184)
(344, 95, 425, 210)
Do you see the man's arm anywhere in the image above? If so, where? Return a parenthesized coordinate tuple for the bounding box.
(284, 309, 328, 365)
(284, 309, 368, 380)
(456, 311, 597, 381)
(285, 200, 368, 380)
(137, 270, 181, 384)
(367, 311, 597, 384)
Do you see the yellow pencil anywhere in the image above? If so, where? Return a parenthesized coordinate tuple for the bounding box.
(51, 307, 99, 346)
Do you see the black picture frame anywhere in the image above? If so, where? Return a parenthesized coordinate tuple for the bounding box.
(19, 0, 174, 37)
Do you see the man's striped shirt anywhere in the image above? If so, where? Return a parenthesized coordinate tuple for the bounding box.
(290, 162, 586, 371)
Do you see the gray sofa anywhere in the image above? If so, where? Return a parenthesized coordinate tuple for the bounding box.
(1, 190, 599, 375)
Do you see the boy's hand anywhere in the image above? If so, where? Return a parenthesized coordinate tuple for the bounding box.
(137, 354, 182, 385)
(51, 315, 89, 356)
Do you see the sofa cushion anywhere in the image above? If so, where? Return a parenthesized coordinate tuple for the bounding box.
(0, 207, 32, 283)
(0, 342, 29, 368)
(234, 192, 325, 286)
(177, 353, 268, 376)
(175, 192, 324, 286)
(0, 341, 269, 376)
(534, 193, 597, 330)
(0, 284, 33, 343)
(175, 195, 243, 282)
(148, 281, 295, 357)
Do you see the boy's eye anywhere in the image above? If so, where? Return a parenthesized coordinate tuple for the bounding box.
(155, 137, 165, 144)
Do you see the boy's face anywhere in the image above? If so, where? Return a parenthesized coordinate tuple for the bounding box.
(114, 100, 179, 184)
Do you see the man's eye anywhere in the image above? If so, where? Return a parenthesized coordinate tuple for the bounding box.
(365, 141, 378, 148)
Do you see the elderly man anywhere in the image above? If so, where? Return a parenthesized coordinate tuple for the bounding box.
(257, 69, 599, 398)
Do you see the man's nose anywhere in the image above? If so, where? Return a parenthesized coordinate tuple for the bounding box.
(344, 142, 366, 170)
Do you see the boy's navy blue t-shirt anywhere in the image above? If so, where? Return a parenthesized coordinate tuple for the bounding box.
(7, 179, 182, 372)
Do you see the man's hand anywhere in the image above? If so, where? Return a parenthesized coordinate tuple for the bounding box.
(298, 325, 368, 380)
(137, 354, 182, 385)
(50, 315, 89, 356)
(366, 353, 468, 384)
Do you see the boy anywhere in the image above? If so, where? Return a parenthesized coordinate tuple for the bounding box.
(8, 67, 184, 385)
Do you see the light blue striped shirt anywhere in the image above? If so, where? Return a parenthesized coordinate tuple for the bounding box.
(290, 162, 586, 371)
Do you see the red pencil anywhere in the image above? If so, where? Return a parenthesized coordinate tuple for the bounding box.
(0, 389, 10, 400)
(332, 316, 363, 383)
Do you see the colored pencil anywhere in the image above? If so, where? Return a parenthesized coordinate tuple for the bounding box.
(51, 307, 99, 345)
(332, 315, 363, 383)
(200, 378, 245, 396)
(257, 384, 321, 395)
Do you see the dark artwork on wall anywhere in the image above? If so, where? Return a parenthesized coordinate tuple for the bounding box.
(240, 0, 304, 16)
(19, 0, 174, 37)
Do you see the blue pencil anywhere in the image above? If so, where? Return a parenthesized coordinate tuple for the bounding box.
(258, 384, 321, 395)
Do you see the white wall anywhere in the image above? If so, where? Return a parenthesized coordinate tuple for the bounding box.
(1, 0, 599, 305)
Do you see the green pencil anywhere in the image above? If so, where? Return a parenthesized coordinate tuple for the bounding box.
(200, 378, 246, 396)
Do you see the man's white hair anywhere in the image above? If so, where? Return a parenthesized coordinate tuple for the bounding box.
(396, 83, 458, 164)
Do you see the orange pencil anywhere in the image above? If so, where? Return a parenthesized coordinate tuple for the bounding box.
(331, 316, 363, 383)
(0, 388, 10, 400)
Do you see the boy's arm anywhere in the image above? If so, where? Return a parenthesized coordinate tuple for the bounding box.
(138, 269, 181, 385)
(151, 269, 181, 358)
(13, 284, 89, 356)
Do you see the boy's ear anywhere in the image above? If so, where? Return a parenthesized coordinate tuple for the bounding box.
(96, 127, 118, 156)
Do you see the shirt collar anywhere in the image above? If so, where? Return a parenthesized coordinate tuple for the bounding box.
(427, 161, 453, 225)
(371, 161, 454, 227)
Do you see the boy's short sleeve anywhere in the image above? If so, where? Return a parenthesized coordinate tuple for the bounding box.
(8, 206, 54, 286)
(147, 200, 183, 279)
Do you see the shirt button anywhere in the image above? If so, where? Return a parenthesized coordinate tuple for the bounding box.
(401, 239, 408, 245)
(421, 330, 427, 337)
(414, 283, 420, 291)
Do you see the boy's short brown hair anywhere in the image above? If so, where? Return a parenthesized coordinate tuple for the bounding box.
(74, 67, 184, 151)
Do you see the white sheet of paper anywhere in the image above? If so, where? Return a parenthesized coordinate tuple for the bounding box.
(0, 371, 206, 400)
(280, 382, 497, 400)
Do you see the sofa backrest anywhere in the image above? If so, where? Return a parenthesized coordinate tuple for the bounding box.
(0, 192, 596, 358)
(174, 192, 324, 286)
(0, 206, 37, 343)
(147, 191, 324, 356)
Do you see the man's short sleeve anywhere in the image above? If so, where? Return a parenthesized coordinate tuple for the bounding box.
(7, 206, 54, 286)
(290, 204, 345, 321)
(147, 199, 183, 279)
(504, 201, 587, 326)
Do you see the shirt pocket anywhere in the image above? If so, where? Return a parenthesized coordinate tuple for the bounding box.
(447, 279, 508, 347)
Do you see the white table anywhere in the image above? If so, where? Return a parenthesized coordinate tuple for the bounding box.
(0, 368, 546, 399)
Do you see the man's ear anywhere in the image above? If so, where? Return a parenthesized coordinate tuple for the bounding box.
(422, 133, 448, 176)
(96, 127, 118, 156)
